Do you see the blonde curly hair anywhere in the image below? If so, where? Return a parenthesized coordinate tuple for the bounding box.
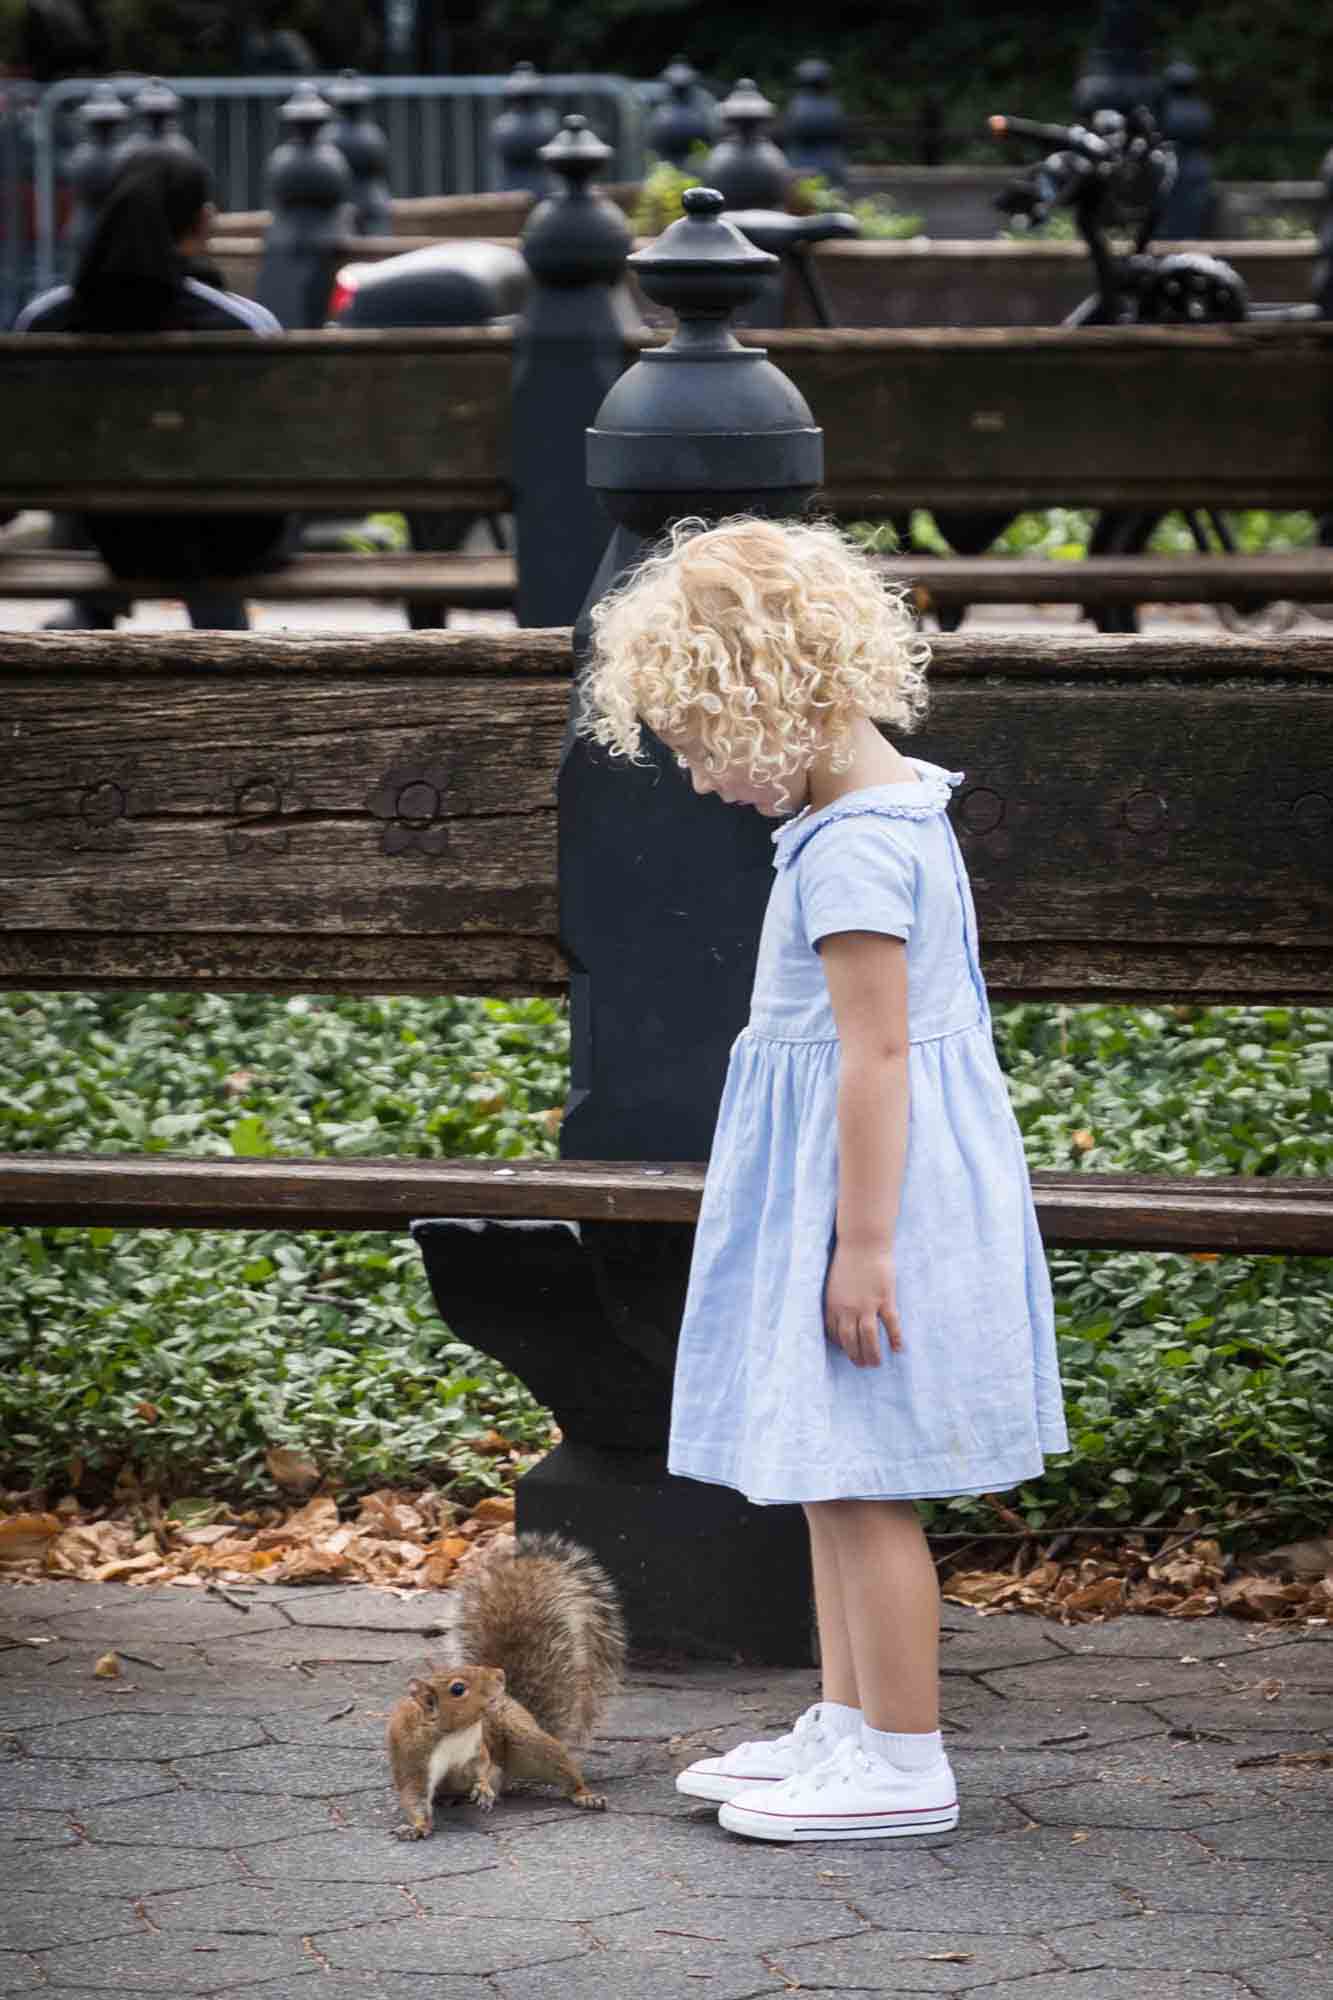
(578, 515, 930, 805)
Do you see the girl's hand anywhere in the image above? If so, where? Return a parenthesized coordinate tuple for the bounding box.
(824, 1243, 903, 1368)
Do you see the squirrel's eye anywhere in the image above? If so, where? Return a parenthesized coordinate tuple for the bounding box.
(448, 1679, 468, 1698)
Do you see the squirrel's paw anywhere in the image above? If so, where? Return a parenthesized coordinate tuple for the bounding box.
(571, 1787, 608, 1811)
(393, 1819, 431, 1841)
(469, 1781, 497, 1811)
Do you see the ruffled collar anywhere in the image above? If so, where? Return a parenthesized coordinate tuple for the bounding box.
(772, 759, 963, 868)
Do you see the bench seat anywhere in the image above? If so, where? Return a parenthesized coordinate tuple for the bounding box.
(3, 551, 1329, 612)
(0, 551, 518, 607)
(1, 1152, 1329, 1254)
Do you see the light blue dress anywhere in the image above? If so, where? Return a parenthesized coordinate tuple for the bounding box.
(667, 758, 1070, 1507)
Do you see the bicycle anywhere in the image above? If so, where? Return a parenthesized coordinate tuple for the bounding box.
(900, 107, 1329, 634)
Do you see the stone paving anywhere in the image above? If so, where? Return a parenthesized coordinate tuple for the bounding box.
(1, 1582, 1330, 1997)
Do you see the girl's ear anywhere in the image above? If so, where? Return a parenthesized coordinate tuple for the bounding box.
(408, 1678, 437, 1715)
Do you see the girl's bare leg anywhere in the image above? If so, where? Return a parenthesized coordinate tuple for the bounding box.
(802, 1502, 859, 1708)
(809, 1498, 940, 1734)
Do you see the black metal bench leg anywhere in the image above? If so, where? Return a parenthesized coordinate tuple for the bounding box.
(412, 1216, 814, 1664)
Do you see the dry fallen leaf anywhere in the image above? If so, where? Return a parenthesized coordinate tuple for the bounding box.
(93, 1650, 120, 1678)
(471, 1496, 516, 1525)
(264, 1447, 321, 1493)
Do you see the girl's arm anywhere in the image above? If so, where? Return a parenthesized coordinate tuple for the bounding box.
(818, 930, 910, 1369)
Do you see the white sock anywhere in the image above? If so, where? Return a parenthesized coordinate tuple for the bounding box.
(861, 1723, 944, 1771)
(818, 1699, 861, 1737)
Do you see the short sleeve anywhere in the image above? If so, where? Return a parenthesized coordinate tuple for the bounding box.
(797, 817, 918, 952)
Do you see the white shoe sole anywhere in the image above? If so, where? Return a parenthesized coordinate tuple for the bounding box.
(675, 1770, 785, 1804)
(718, 1798, 959, 1842)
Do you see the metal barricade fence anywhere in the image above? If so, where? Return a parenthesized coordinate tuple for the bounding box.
(22, 72, 646, 305)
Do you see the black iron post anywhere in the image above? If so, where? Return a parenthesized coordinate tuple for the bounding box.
(413, 189, 822, 1662)
(568, 185, 821, 1154)
(704, 79, 790, 209)
(646, 57, 716, 168)
(1158, 59, 1216, 238)
(784, 57, 849, 189)
(63, 82, 132, 256)
(326, 70, 393, 236)
(1074, 0, 1160, 121)
(514, 116, 641, 628)
(131, 78, 198, 162)
(256, 83, 356, 329)
(492, 62, 560, 196)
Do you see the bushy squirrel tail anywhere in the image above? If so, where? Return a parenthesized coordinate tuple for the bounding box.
(455, 1531, 627, 1747)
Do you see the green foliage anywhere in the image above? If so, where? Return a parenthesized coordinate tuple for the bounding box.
(0, 993, 567, 1502)
(922, 1002, 1333, 1545)
(632, 156, 702, 235)
(1242, 213, 1317, 241)
(987, 508, 1097, 560)
(2, 991, 1330, 1544)
(1144, 510, 1317, 555)
(852, 508, 1318, 562)
(1000, 211, 1079, 241)
(795, 174, 924, 240)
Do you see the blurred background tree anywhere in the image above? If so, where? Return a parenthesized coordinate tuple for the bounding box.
(3, 0, 1331, 178)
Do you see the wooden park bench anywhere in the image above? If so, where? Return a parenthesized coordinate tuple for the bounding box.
(3, 324, 1332, 626)
(2, 625, 1329, 1243)
(0, 328, 515, 622)
(2, 622, 1330, 1653)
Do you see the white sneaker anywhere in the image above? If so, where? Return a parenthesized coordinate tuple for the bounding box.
(674, 1703, 849, 1804)
(717, 1733, 959, 1842)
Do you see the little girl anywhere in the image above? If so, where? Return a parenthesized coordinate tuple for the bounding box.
(579, 516, 1068, 1843)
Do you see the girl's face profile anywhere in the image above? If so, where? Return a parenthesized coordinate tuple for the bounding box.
(660, 730, 806, 819)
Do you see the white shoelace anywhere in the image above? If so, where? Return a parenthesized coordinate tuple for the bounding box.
(763, 1704, 828, 1756)
(808, 1736, 877, 1792)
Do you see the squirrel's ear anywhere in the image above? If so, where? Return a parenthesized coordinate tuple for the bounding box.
(408, 1678, 437, 1715)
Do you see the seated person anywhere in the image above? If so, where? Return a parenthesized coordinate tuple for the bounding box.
(15, 147, 290, 629)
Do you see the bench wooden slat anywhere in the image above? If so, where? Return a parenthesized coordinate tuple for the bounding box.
(764, 322, 1333, 512)
(5, 324, 1333, 516)
(0, 1152, 1328, 1252)
(2, 630, 1330, 1001)
(0, 553, 519, 606)
(4, 552, 1332, 609)
(0, 329, 512, 514)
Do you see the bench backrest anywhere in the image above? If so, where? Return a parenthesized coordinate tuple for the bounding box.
(0, 329, 512, 514)
(3, 630, 1329, 1004)
(3, 324, 1332, 515)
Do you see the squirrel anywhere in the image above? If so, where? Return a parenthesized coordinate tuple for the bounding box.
(385, 1531, 626, 1838)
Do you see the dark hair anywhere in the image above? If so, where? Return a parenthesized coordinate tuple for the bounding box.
(70, 148, 214, 333)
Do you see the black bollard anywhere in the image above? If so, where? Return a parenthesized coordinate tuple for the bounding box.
(513, 116, 642, 628)
(704, 79, 791, 210)
(1158, 59, 1217, 239)
(646, 57, 716, 169)
(256, 82, 356, 330)
(1074, 0, 1160, 121)
(413, 188, 823, 1664)
(492, 62, 560, 196)
(326, 70, 393, 236)
(131, 78, 198, 163)
(63, 83, 133, 257)
(784, 57, 849, 189)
